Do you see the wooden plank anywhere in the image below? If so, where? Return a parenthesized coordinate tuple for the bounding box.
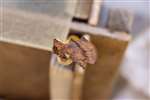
(88, 0, 103, 26)
(1, 0, 77, 51)
(50, 55, 73, 100)
(71, 22, 130, 41)
(75, 0, 92, 19)
(0, 1, 76, 98)
(0, 8, 70, 51)
(71, 66, 84, 100)
(81, 34, 129, 100)
(0, 41, 50, 99)
(70, 22, 131, 99)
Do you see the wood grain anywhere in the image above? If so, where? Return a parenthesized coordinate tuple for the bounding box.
(75, 0, 92, 19)
(88, 0, 103, 26)
(70, 22, 131, 100)
(0, 41, 50, 100)
(81, 34, 129, 100)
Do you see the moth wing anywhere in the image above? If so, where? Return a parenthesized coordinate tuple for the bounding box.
(76, 38, 97, 64)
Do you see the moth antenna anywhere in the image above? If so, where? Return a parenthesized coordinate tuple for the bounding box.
(53, 39, 60, 44)
(53, 39, 65, 46)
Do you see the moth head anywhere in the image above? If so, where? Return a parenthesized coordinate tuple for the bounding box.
(53, 39, 65, 55)
(53, 39, 72, 65)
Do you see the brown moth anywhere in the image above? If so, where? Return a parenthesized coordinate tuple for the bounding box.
(53, 36, 97, 68)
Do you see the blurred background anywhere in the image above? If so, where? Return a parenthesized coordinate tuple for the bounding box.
(101, 0, 150, 100)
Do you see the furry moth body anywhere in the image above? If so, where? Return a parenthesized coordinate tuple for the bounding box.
(53, 35, 97, 69)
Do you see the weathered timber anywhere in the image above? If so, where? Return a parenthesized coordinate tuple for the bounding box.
(70, 22, 131, 100)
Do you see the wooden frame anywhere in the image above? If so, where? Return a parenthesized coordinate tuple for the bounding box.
(0, 1, 131, 99)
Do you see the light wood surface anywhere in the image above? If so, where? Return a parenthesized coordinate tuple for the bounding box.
(75, 0, 92, 19)
(0, 41, 50, 99)
(50, 55, 73, 100)
(88, 0, 103, 26)
(81, 34, 129, 100)
(70, 22, 131, 100)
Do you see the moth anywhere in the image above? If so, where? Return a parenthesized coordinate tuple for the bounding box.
(53, 36, 97, 69)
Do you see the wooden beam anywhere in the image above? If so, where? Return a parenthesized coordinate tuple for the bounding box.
(81, 34, 130, 100)
(88, 0, 103, 26)
(50, 55, 73, 100)
(0, 5, 74, 51)
(71, 22, 131, 41)
(0, 41, 50, 99)
(74, 0, 92, 20)
(70, 22, 131, 100)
